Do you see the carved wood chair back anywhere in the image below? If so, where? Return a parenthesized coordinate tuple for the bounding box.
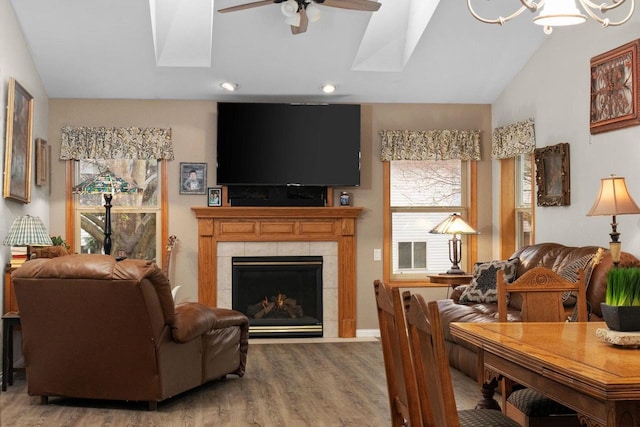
(373, 280, 423, 427)
(497, 266, 588, 323)
(405, 293, 520, 427)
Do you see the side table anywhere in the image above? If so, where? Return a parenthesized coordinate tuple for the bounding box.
(427, 274, 473, 297)
(2, 312, 20, 391)
(427, 274, 473, 288)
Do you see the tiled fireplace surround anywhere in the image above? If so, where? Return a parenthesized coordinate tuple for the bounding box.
(217, 241, 339, 337)
(192, 207, 363, 338)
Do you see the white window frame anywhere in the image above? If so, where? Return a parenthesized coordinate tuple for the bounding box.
(72, 159, 163, 261)
(389, 160, 471, 280)
(515, 153, 533, 249)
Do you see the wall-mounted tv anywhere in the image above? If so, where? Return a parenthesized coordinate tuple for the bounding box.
(216, 102, 361, 187)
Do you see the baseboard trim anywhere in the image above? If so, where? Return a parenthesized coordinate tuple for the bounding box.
(356, 329, 380, 338)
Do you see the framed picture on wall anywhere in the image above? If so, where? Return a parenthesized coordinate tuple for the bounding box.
(35, 138, 48, 186)
(534, 142, 570, 207)
(207, 187, 222, 207)
(590, 39, 640, 134)
(3, 78, 34, 203)
(179, 162, 207, 195)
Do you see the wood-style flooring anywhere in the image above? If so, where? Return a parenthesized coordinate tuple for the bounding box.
(0, 339, 482, 426)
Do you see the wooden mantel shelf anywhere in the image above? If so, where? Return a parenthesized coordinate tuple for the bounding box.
(192, 206, 364, 338)
(191, 206, 363, 219)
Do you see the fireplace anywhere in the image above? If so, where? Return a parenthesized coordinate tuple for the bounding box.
(192, 206, 363, 337)
(232, 256, 323, 338)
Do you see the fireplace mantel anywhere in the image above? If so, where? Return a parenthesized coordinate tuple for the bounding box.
(192, 206, 363, 337)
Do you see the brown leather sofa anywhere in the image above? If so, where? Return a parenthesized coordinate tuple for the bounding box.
(437, 242, 640, 380)
(12, 254, 249, 410)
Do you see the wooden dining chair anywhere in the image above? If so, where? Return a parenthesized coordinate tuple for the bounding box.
(405, 292, 520, 427)
(374, 280, 423, 426)
(497, 266, 588, 324)
(496, 266, 585, 427)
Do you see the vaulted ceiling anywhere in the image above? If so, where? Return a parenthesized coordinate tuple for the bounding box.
(10, 0, 548, 104)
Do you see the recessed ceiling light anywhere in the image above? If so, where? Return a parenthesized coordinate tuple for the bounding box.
(220, 82, 238, 92)
(322, 84, 336, 94)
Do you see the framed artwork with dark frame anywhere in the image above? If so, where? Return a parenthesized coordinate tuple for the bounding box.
(179, 162, 207, 195)
(590, 39, 640, 134)
(534, 142, 570, 207)
(207, 187, 222, 207)
(3, 78, 34, 203)
(35, 138, 48, 186)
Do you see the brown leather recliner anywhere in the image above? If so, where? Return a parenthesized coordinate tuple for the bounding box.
(12, 254, 249, 410)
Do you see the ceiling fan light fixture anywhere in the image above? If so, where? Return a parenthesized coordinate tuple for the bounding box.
(306, 3, 322, 23)
(281, 0, 299, 17)
(322, 84, 336, 94)
(220, 81, 238, 92)
(284, 12, 301, 26)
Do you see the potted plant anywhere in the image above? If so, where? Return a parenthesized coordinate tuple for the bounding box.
(601, 267, 640, 331)
(50, 235, 70, 250)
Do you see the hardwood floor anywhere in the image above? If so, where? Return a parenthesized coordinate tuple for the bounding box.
(0, 339, 482, 426)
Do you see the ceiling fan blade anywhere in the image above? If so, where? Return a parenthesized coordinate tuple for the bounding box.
(218, 0, 274, 13)
(291, 8, 309, 35)
(319, 0, 381, 12)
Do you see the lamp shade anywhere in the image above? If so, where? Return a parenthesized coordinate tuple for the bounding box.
(3, 215, 53, 247)
(281, 0, 299, 17)
(533, 0, 587, 27)
(306, 3, 321, 22)
(429, 213, 479, 235)
(72, 169, 139, 195)
(587, 175, 640, 216)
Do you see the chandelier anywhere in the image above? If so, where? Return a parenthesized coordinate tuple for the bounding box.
(467, 0, 635, 34)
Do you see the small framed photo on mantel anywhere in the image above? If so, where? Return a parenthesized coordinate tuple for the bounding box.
(208, 187, 222, 207)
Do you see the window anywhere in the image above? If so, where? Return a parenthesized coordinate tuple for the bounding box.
(515, 153, 533, 248)
(389, 160, 469, 278)
(74, 159, 162, 260)
(398, 241, 427, 270)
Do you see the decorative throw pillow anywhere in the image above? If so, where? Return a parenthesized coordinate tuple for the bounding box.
(459, 258, 520, 304)
(557, 253, 596, 307)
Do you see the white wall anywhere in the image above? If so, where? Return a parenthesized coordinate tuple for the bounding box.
(493, 15, 640, 256)
(0, 0, 49, 279)
(1, 0, 49, 367)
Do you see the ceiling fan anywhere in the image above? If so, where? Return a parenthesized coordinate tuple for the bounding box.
(218, 0, 381, 35)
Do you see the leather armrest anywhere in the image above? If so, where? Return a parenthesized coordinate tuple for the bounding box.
(210, 307, 249, 329)
(171, 302, 217, 343)
(450, 285, 468, 303)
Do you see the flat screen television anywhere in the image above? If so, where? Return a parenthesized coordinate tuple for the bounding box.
(216, 102, 361, 187)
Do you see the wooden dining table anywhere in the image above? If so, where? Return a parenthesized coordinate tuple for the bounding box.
(450, 321, 640, 427)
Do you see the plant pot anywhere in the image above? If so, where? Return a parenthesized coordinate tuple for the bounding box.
(600, 303, 640, 332)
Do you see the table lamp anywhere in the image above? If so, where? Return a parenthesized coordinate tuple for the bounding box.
(587, 174, 640, 267)
(429, 213, 479, 274)
(72, 169, 140, 255)
(3, 215, 53, 265)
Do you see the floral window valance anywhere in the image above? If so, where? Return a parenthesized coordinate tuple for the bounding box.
(60, 127, 174, 160)
(491, 119, 535, 160)
(380, 129, 481, 161)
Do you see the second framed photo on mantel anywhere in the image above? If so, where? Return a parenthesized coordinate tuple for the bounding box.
(207, 187, 222, 207)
